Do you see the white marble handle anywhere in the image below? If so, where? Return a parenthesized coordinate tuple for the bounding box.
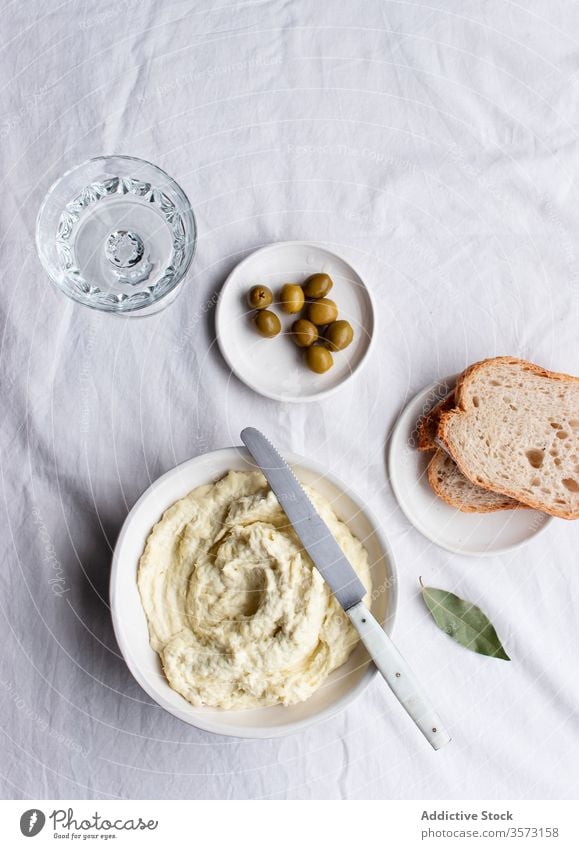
(347, 601, 451, 750)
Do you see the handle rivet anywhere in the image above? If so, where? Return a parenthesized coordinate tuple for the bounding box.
(361, 618, 366, 623)
(395, 672, 401, 678)
(432, 727, 437, 733)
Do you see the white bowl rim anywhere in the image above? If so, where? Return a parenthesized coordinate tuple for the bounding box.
(110, 446, 398, 738)
(215, 240, 376, 403)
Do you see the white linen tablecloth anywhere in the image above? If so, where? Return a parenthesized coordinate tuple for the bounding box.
(1, 0, 578, 800)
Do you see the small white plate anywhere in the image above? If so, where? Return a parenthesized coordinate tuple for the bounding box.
(110, 447, 397, 738)
(388, 378, 553, 556)
(215, 242, 375, 403)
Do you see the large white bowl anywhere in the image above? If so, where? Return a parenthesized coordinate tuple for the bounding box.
(110, 447, 398, 738)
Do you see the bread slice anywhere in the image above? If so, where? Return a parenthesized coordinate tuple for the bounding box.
(418, 391, 455, 451)
(427, 449, 523, 512)
(418, 385, 525, 511)
(437, 357, 579, 519)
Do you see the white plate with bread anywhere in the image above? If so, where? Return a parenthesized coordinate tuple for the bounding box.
(388, 357, 579, 555)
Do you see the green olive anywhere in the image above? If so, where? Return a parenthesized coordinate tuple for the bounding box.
(306, 298, 338, 326)
(279, 283, 305, 314)
(254, 309, 281, 338)
(303, 273, 333, 299)
(247, 285, 273, 310)
(291, 319, 319, 348)
(305, 345, 333, 374)
(324, 320, 354, 351)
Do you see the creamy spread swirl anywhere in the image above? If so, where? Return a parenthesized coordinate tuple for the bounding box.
(138, 470, 371, 709)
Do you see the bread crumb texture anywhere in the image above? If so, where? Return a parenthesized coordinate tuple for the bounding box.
(438, 357, 579, 519)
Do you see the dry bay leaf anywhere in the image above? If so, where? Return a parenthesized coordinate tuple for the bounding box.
(420, 580, 510, 661)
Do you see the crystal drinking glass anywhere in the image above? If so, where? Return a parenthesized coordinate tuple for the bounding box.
(36, 156, 196, 316)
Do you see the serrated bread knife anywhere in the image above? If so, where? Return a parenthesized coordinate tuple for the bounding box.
(241, 427, 451, 750)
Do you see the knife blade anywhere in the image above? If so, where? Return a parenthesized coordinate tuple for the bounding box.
(240, 427, 451, 750)
(241, 429, 366, 611)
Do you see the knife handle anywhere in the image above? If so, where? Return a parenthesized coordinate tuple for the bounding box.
(347, 602, 451, 750)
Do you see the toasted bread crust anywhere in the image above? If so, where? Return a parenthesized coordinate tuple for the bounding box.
(427, 449, 524, 513)
(417, 391, 455, 451)
(437, 357, 579, 519)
